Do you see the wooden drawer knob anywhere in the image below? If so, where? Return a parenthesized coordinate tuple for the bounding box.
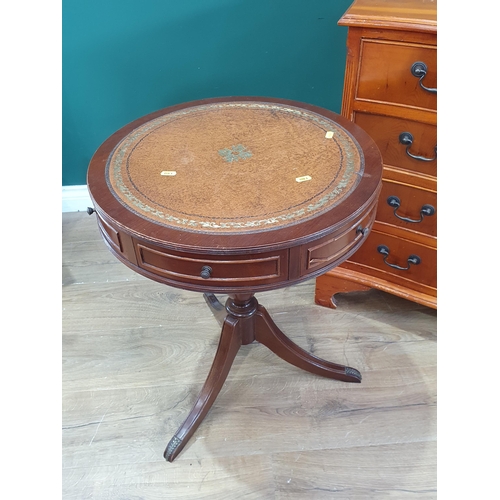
(200, 266, 212, 279)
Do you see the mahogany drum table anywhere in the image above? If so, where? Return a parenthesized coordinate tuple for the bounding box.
(87, 97, 383, 462)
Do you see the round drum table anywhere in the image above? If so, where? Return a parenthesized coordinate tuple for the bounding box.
(87, 97, 383, 462)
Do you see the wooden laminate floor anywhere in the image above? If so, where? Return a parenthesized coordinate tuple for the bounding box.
(62, 211, 437, 499)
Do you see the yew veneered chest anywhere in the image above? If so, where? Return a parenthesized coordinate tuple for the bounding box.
(315, 0, 437, 310)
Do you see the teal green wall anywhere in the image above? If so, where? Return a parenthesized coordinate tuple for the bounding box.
(63, 0, 352, 186)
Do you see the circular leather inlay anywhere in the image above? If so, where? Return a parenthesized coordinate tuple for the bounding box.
(106, 101, 364, 233)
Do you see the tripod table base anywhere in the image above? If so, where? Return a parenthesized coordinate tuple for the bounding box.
(164, 293, 361, 462)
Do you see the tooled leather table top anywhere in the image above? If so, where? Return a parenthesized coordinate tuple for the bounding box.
(106, 101, 364, 234)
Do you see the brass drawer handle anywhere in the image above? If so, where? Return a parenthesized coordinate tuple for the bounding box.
(411, 61, 437, 94)
(387, 196, 435, 223)
(377, 245, 421, 271)
(399, 132, 437, 162)
(200, 266, 212, 279)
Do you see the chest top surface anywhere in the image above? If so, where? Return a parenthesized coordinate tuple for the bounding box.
(105, 101, 363, 235)
(339, 0, 437, 32)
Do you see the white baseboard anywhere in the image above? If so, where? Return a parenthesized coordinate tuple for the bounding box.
(62, 185, 93, 213)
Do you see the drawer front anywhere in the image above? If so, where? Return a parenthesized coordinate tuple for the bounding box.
(300, 203, 377, 277)
(357, 39, 436, 111)
(96, 213, 122, 253)
(347, 229, 436, 290)
(354, 112, 436, 176)
(378, 179, 436, 237)
(134, 241, 288, 287)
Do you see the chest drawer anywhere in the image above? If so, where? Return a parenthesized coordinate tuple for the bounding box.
(357, 39, 436, 110)
(134, 240, 288, 288)
(378, 179, 436, 237)
(354, 112, 436, 176)
(346, 229, 436, 291)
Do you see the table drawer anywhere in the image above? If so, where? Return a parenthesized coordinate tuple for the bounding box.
(354, 112, 436, 176)
(96, 213, 122, 254)
(134, 241, 288, 287)
(378, 179, 436, 237)
(347, 229, 436, 290)
(300, 203, 377, 276)
(357, 39, 436, 111)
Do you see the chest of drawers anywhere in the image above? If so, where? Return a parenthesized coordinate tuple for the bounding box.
(315, 0, 437, 309)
